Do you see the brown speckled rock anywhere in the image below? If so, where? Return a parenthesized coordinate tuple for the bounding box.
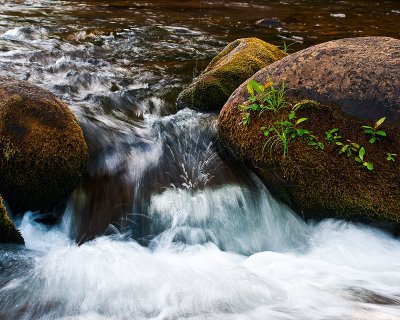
(230, 37, 400, 123)
(218, 37, 400, 225)
(0, 77, 88, 213)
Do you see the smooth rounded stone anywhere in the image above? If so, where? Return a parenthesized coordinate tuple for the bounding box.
(176, 38, 286, 112)
(0, 195, 24, 244)
(237, 36, 400, 123)
(0, 77, 88, 213)
(218, 37, 400, 224)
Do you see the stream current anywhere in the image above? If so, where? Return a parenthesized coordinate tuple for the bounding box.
(1, 1, 400, 319)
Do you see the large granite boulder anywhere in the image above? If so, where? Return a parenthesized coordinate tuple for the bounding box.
(0, 195, 24, 244)
(240, 36, 400, 123)
(0, 77, 88, 213)
(177, 38, 286, 112)
(218, 37, 400, 224)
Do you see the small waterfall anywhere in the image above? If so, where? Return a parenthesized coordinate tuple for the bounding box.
(63, 108, 308, 251)
(148, 181, 308, 255)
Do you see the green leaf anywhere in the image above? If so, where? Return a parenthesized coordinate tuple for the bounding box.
(339, 145, 348, 154)
(369, 137, 376, 144)
(330, 128, 339, 133)
(308, 141, 317, 146)
(351, 143, 360, 149)
(288, 112, 296, 120)
(359, 147, 365, 161)
(336, 141, 343, 146)
(308, 134, 317, 140)
(375, 117, 386, 128)
(386, 153, 396, 162)
(355, 157, 362, 163)
(318, 142, 325, 150)
(364, 129, 374, 134)
(246, 82, 254, 95)
(362, 125, 373, 130)
(295, 118, 308, 125)
(366, 162, 374, 171)
(250, 103, 259, 111)
(249, 79, 262, 94)
(375, 130, 387, 136)
(296, 129, 306, 136)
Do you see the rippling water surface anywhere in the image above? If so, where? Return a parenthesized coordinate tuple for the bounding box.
(0, 1, 400, 319)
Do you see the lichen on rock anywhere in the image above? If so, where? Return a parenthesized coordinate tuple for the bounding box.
(0, 77, 88, 214)
(177, 37, 286, 112)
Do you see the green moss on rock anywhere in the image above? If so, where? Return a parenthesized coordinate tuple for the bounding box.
(0, 77, 88, 213)
(177, 38, 286, 112)
(0, 195, 24, 244)
(219, 93, 400, 224)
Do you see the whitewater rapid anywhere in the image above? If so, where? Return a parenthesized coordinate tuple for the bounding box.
(1, 194, 400, 320)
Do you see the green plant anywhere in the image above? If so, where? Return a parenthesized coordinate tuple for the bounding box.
(336, 140, 360, 157)
(261, 112, 324, 157)
(280, 41, 296, 54)
(336, 140, 373, 171)
(325, 128, 341, 143)
(354, 147, 374, 171)
(240, 79, 287, 120)
(387, 153, 397, 162)
(291, 100, 319, 112)
(362, 117, 387, 144)
(242, 112, 250, 125)
(307, 134, 325, 150)
(261, 118, 297, 157)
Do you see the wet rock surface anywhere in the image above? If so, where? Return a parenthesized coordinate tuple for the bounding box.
(0, 195, 24, 244)
(0, 77, 88, 213)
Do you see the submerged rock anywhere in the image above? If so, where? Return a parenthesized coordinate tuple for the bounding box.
(218, 37, 400, 224)
(244, 36, 400, 123)
(255, 18, 282, 28)
(0, 195, 24, 244)
(0, 77, 88, 213)
(177, 38, 286, 112)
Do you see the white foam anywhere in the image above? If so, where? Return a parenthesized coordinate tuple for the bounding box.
(7, 216, 399, 320)
(330, 13, 346, 18)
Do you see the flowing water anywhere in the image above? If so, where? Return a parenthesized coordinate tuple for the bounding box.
(1, 0, 400, 319)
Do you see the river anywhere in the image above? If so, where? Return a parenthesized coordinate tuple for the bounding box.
(1, 1, 400, 319)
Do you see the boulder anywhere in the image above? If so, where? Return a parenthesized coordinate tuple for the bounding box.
(177, 38, 286, 112)
(239, 36, 400, 123)
(0, 195, 24, 244)
(218, 38, 400, 223)
(0, 77, 88, 213)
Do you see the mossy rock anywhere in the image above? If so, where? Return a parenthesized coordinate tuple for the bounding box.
(176, 38, 286, 112)
(219, 91, 400, 224)
(0, 77, 88, 213)
(0, 195, 24, 244)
